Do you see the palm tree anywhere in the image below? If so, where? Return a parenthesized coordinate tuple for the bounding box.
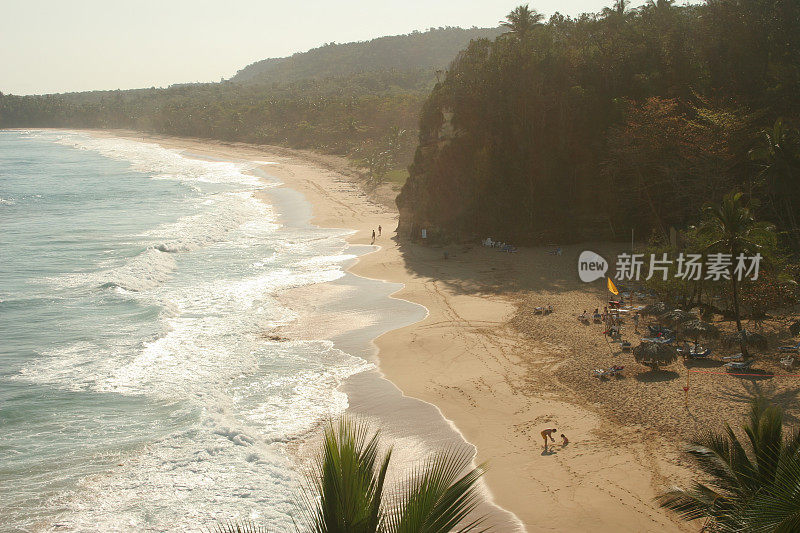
(500, 5, 545, 39)
(748, 118, 800, 249)
(698, 192, 777, 357)
(218, 418, 488, 533)
(658, 397, 800, 532)
(645, 0, 674, 12)
(602, 0, 630, 20)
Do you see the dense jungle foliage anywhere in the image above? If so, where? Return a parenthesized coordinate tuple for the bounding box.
(397, 1, 800, 249)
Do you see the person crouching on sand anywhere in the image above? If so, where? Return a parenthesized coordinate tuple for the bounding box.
(541, 428, 557, 451)
(561, 433, 569, 446)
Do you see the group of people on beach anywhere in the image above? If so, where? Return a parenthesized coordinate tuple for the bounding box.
(371, 224, 382, 244)
(578, 304, 640, 335)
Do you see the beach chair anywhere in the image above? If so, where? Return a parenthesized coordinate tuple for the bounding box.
(592, 368, 611, 379)
(724, 360, 753, 372)
(642, 336, 673, 345)
(621, 341, 632, 352)
(533, 306, 544, 315)
(780, 356, 795, 370)
(723, 353, 744, 361)
(689, 348, 712, 360)
(608, 365, 624, 376)
(778, 341, 800, 353)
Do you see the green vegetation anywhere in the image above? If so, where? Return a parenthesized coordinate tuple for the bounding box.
(697, 192, 778, 355)
(0, 27, 500, 176)
(638, 193, 797, 345)
(397, 1, 800, 247)
(216, 418, 488, 533)
(658, 397, 800, 532)
(231, 28, 502, 85)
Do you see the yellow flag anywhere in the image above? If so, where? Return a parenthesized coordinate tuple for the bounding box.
(607, 277, 619, 295)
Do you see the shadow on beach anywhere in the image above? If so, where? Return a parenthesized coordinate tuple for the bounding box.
(683, 358, 725, 369)
(635, 370, 680, 383)
(394, 238, 626, 299)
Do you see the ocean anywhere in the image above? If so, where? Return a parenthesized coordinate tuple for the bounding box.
(0, 130, 402, 530)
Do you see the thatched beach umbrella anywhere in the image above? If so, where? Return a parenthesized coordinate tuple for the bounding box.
(641, 302, 667, 317)
(633, 342, 678, 369)
(659, 309, 696, 341)
(723, 329, 768, 351)
(681, 319, 720, 342)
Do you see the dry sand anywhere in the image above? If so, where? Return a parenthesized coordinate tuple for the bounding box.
(84, 130, 719, 531)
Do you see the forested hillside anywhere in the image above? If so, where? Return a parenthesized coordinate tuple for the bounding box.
(0, 27, 498, 177)
(231, 27, 502, 84)
(397, 1, 800, 249)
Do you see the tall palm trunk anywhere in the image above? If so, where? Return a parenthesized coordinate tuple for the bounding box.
(731, 275, 749, 358)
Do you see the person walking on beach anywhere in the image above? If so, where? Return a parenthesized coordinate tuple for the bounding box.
(378, 225, 382, 237)
(541, 428, 557, 452)
(633, 312, 640, 333)
(371, 229, 376, 244)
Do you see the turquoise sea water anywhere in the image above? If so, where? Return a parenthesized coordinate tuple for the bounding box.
(0, 131, 371, 531)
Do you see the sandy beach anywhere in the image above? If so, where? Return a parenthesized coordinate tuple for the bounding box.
(84, 130, 713, 531)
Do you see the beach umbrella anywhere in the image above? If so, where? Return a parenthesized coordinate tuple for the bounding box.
(633, 342, 678, 369)
(658, 309, 696, 341)
(641, 302, 667, 317)
(723, 329, 768, 350)
(681, 319, 720, 341)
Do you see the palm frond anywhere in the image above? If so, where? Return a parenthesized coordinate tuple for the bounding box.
(387, 448, 488, 533)
(212, 521, 273, 533)
(739, 451, 800, 532)
(302, 417, 391, 533)
(658, 396, 800, 530)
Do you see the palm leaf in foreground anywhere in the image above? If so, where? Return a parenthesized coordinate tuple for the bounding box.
(387, 448, 487, 533)
(303, 417, 391, 533)
(213, 520, 273, 533)
(658, 397, 800, 532)
(741, 451, 800, 533)
(215, 418, 490, 533)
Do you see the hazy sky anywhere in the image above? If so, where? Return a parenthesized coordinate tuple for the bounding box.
(3, 0, 660, 95)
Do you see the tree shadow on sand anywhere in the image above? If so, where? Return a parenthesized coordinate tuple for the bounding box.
(726, 369, 776, 382)
(717, 381, 800, 424)
(394, 239, 626, 298)
(635, 369, 680, 382)
(683, 358, 725, 369)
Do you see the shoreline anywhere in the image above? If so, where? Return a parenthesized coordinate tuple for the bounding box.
(74, 129, 693, 531)
(253, 170, 521, 529)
